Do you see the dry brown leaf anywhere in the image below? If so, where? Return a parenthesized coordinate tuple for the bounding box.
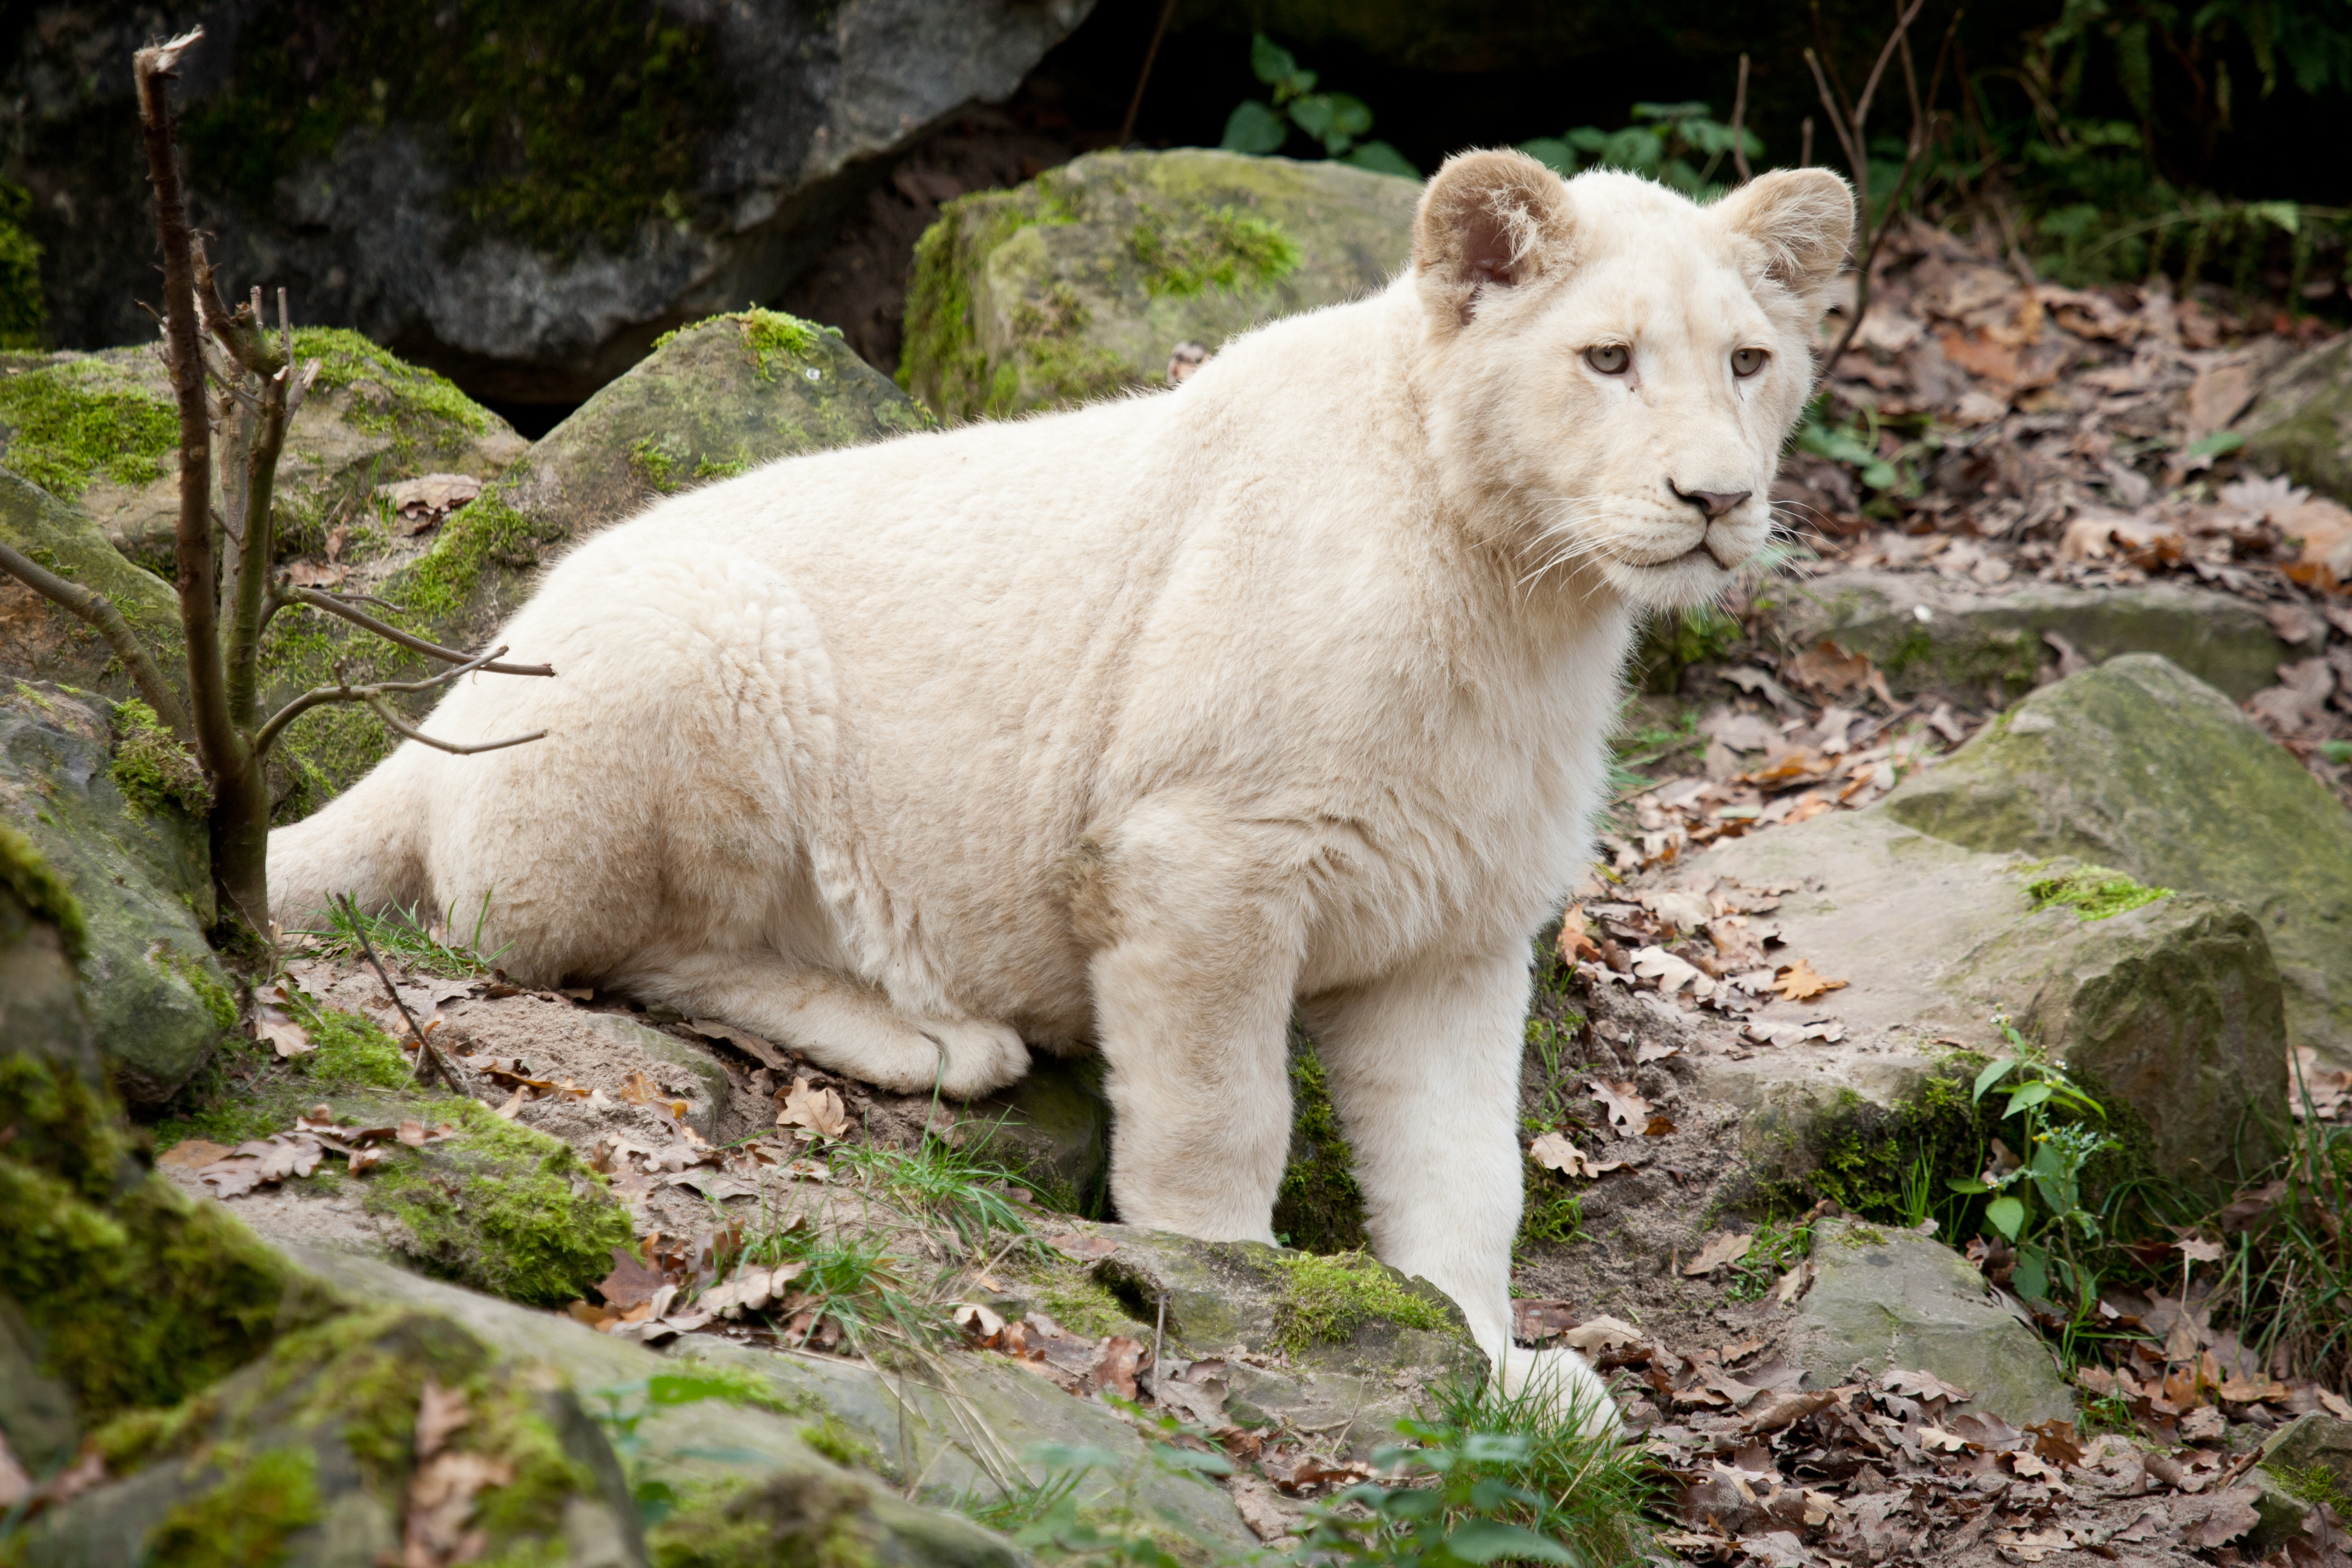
(1684, 1230, 1754, 1276)
(415, 1380, 471, 1459)
(1786, 639, 1873, 695)
(1774, 958, 1849, 1001)
(2175, 1236, 2224, 1264)
(1587, 1079, 1651, 1135)
(777, 1075, 850, 1139)
(1559, 1315, 1644, 1353)
(252, 996, 313, 1059)
(157, 1138, 234, 1171)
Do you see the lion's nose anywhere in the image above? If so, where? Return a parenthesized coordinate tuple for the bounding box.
(1671, 483, 1752, 520)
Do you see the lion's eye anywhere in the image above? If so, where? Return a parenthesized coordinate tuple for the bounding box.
(1586, 344, 1630, 375)
(1731, 347, 1768, 377)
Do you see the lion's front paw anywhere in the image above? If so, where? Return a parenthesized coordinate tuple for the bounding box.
(916, 1017, 1033, 1099)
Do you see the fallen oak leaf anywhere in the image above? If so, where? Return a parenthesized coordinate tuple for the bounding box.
(1587, 1079, 1651, 1135)
(1528, 1132, 1622, 1178)
(157, 1138, 234, 1171)
(252, 991, 313, 1059)
(1740, 1388, 1839, 1436)
(1560, 1315, 1645, 1354)
(1773, 957, 1849, 1002)
(777, 1075, 850, 1140)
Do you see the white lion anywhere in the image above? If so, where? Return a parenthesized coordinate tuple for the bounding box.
(273, 150, 1853, 1428)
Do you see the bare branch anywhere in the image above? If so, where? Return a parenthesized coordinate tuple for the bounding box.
(365, 694, 547, 757)
(276, 584, 556, 676)
(0, 541, 193, 739)
(339, 893, 462, 1093)
(253, 642, 545, 757)
(1730, 54, 1753, 185)
(1851, 0, 1930, 132)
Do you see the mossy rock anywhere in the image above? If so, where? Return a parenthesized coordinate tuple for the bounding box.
(0, 681, 232, 1103)
(2241, 335, 2352, 503)
(963, 1052, 1112, 1215)
(1766, 567, 2290, 703)
(1696, 792, 2287, 1183)
(1886, 653, 2352, 1070)
(15, 1305, 646, 1568)
(901, 148, 1419, 423)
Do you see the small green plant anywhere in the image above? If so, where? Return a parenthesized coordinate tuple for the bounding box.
(302, 891, 505, 977)
(829, 1120, 1035, 1252)
(1220, 35, 1417, 177)
(2025, 866, 2169, 922)
(1519, 102, 1762, 200)
(1292, 1366, 1650, 1568)
(1947, 1018, 2116, 1313)
(1725, 1220, 1812, 1303)
(1516, 1170, 1584, 1259)
(722, 1203, 932, 1353)
(964, 1434, 1233, 1568)
(1795, 396, 1933, 505)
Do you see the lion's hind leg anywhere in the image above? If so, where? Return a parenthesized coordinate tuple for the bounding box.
(644, 955, 1033, 1099)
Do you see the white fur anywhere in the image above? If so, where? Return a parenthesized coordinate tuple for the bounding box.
(272, 157, 1853, 1432)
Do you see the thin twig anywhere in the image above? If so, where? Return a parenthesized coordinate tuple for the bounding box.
(276, 584, 555, 676)
(1152, 1292, 1168, 1382)
(252, 641, 526, 755)
(364, 694, 546, 757)
(1117, 0, 1180, 148)
(1730, 53, 1753, 185)
(342, 892, 459, 1093)
(0, 541, 193, 739)
(1821, 8, 1959, 371)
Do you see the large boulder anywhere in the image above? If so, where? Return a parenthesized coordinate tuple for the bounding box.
(901, 148, 1419, 422)
(1768, 567, 2293, 703)
(5, 0, 1096, 402)
(2241, 335, 2352, 503)
(1885, 654, 2352, 1069)
(0, 681, 232, 1104)
(1690, 796, 2287, 1184)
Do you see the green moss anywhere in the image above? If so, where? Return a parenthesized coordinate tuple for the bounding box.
(307, 1008, 413, 1089)
(901, 184, 1081, 422)
(0, 820, 87, 963)
(2270, 1461, 2352, 1513)
(1766, 1076, 1994, 1221)
(365, 1095, 634, 1305)
(647, 1471, 898, 1568)
(1273, 1042, 1367, 1253)
(1515, 1165, 1585, 1256)
(1268, 1249, 1449, 1356)
(156, 941, 240, 1034)
(183, 2, 727, 255)
(88, 1390, 221, 1474)
(400, 486, 544, 621)
(143, 1445, 323, 1568)
(0, 181, 46, 352)
(2025, 865, 2170, 921)
(0, 359, 178, 499)
(110, 699, 211, 817)
(1027, 1257, 1148, 1341)
(632, 435, 684, 493)
(801, 1413, 878, 1472)
(1129, 205, 1302, 299)
(294, 326, 491, 453)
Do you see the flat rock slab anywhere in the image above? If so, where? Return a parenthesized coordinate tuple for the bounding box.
(1791, 1217, 2075, 1427)
(1689, 799, 2286, 1181)
(1772, 567, 2291, 701)
(1886, 653, 2352, 1069)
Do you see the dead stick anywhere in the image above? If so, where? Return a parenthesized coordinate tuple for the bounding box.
(341, 893, 458, 1093)
(1117, 0, 1180, 148)
(1729, 53, 1753, 185)
(1152, 1292, 1168, 1385)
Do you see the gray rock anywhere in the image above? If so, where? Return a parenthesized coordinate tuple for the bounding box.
(0, 682, 233, 1103)
(7, 1, 1095, 402)
(2249, 1414, 2352, 1550)
(1691, 799, 2287, 1183)
(902, 148, 1419, 422)
(2241, 335, 2352, 503)
(1790, 1216, 2075, 1426)
(1766, 567, 2291, 702)
(1885, 654, 2352, 1069)
(294, 1249, 1212, 1560)
(965, 1052, 1111, 1214)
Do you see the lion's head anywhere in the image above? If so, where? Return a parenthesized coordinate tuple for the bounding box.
(1408, 150, 1855, 612)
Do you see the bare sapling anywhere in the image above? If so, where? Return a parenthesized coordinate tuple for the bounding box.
(0, 27, 552, 942)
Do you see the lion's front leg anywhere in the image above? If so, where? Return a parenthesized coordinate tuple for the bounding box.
(1086, 809, 1305, 1241)
(1308, 950, 1619, 1435)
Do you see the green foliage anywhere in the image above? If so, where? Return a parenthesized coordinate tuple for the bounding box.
(2025, 866, 2170, 921)
(830, 1119, 1036, 1251)
(2273, 1461, 2352, 1515)
(1520, 100, 1762, 201)
(725, 1207, 930, 1353)
(1220, 34, 1418, 177)
(1945, 1019, 2116, 1313)
(0, 820, 87, 962)
(1269, 1250, 1450, 1354)
(588, 1368, 802, 1526)
(1273, 1041, 1368, 1253)
(965, 1431, 1233, 1568)
(300, 892, 506, 977)
(1630, 607, 1741, 695)
(1292, 1368, 1649, 1568)
(1725, 1220, 1812, 1303)
(400, 486, 545, 620)
(1515, 1168, 1585, 1256)
(143, 1446, 324, 1568)
(0, 180, 46, 351)
(184, 0, 725, 253)
(0, 360, 178, 499)
(110, 699, 211, 818)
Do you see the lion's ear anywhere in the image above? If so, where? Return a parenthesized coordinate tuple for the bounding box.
(1411, 149, 1575, 328)
(1713, 168, 1855, 307)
